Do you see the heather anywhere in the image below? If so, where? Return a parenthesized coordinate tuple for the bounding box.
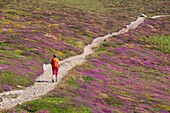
(13, 17, 170, 112)
(0, 0, 169, 112)
(1, 0, 169, 92)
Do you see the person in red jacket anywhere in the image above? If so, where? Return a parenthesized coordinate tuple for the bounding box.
(51, 54, 59, 83)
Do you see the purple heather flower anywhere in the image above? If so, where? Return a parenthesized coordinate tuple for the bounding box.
(93, 102, 97, 106)
(161, 110, 169, 113)
(0, 15, 3, 19)
(102, 108, 112, 113)
(81, 84, 88, 89)
(90, 94, 96, 98)
(0, 64, 9, 70)
(3, 85, 12, 91)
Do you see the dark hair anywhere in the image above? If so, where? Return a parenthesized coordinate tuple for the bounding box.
(53, 54, 57, 58)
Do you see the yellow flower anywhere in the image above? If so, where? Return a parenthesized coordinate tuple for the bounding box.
(48, 24, 52, 27)
(4, 20, 11, 25)
(27, 22, 31, 25)
(7, 29, 13, 33)
(57, 51, 63, 56)
(14, 50, 22, 54)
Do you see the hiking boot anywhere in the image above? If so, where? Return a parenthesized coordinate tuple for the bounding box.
(52, 79, 54, 83)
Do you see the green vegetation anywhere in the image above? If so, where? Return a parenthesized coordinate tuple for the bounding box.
(104, 97, 123, 107)
(0, 0, 169, 92)
(82, 76, 95, 82)
(67, 76, 77, 85)
(158, 105, 170, 111)
(16, 97, 90, 113)
(0, 0, 170, 112)
(112, 71, 122, 76)
(0, 50, 21, 59)
(0, 60, 9, 64)
(0, 71, 31, 87)
(44, 0, 106, 13)
(140, 35, 170, 53)
(66, 76, 79, 89)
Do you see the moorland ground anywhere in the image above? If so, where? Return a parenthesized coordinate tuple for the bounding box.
(0, 0, 170, 113)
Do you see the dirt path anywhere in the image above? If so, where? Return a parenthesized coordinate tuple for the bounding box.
(0, 15, 169, 110)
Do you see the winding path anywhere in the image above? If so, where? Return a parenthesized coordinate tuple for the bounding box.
(0, 15, 169, 110)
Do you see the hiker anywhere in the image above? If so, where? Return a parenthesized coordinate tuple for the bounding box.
(51, 54, 59, 83)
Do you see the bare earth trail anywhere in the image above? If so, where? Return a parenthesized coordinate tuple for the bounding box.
(0, 15, 169, 110)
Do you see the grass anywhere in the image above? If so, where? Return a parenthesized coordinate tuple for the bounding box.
(44, 0, 106, 13)
(0, 0, 170, 112)
(18, 97, 68, 112)
(112, 71, 122, 76)
(0, 60, 9, 64)
(82, 76, 95, 82)
(0, 71, 31, 86)
(104, 97, 123, 107)
(158, 105, 170, 111)
(67, 76, 77, 85)
(0, 50, 21, 59)
(39, 16, 170, 113)
(16, 97, 90, 113)
(140, 35, 170, 53)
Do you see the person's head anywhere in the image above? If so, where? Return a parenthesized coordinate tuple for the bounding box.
(53, 54, 57, 58)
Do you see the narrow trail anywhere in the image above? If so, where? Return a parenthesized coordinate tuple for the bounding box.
(0, 15, 169, 110)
